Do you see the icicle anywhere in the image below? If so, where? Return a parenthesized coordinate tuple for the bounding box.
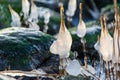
(50, 5, 72, 59)
(94, 35, 104, 77)
(44, 11, 51, 25)
(29, 0, 38, 23)
(100, 16, 105, 37)
(94, 35, 101, 52)
(94, 35, 102, 70)
(43, 25, 48, 33)
(8, 5, 21, 27)
(68, 0, 76, 14)
(0, 74, 16, 80)
(114, 0, 118, 21)
(100, 16, 113, 62)
(84, 55, 88, 69)
(103, 15, 112, 40)
(66, 0, 76, 17)
(77, 3, 86, 38)
(43, 11, 51, 33)
(22, 0, 30, 19)
(113, 17, 119, 64)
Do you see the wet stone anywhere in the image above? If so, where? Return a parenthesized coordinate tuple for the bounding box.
(0, 27, 59, 74)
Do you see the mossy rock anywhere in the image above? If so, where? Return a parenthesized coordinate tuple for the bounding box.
(0, 27, 59, 73)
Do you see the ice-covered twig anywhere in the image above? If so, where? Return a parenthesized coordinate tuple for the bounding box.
(8, 5, 21, 27)
(0, 74, 16, 80)
(0, 70, 64, 77)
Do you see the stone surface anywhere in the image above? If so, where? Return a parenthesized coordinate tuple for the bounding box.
(64, 75, 89, 80)
(0, 27, 59, 73)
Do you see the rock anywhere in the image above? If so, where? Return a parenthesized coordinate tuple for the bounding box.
(0, 22, 5, 29)
(64, 75, 89, 80)
(34, 0, 58, 6)
(0, 27, 59, 73)
(37, 55, 59, 74)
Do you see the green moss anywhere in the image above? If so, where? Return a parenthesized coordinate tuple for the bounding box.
(0, 27, 54, 67)
(2, 39, 49, 66)
(71, 33, 99, 43)
(0, 39, 31, 65)
(8, 55, 30, 66)
(38, 19, 45, 28)
(71, 34, 80, 41)
(69, 51, 75, 60)
(0, 40, 30, 53)
(85, 33, 99, 43)
(50, 17, 60, 24)
(69, 27, 76, 32)
(0, 4, 11, 27)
